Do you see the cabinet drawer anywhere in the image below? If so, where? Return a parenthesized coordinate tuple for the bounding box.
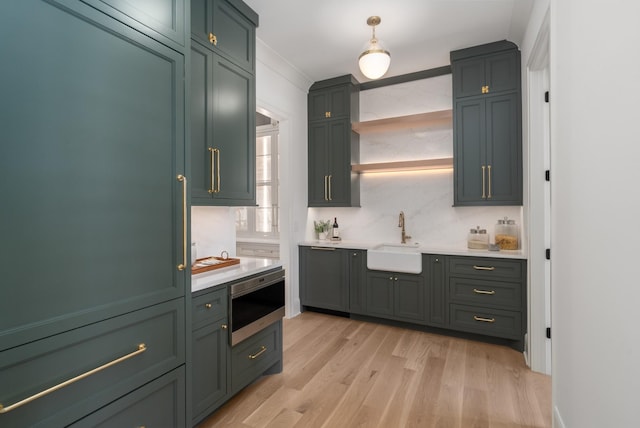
(0, 300, 184, 428)
(70, 367, 185, 427)
(193, 286, 228, 328)
(231, 320, 282, 393)
(449, 304, 522, 339)
(449, 256, 524, 279)
(449, 277, 522, 310)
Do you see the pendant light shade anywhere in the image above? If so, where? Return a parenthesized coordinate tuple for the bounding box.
(358, 16, 390, 80)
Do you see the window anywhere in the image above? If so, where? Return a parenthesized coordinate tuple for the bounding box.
(236, 116, 279, 238)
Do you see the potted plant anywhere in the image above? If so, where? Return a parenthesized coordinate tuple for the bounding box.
(314, 219, 331, 240)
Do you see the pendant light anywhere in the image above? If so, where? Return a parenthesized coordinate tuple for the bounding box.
(358, 16, 391, 80)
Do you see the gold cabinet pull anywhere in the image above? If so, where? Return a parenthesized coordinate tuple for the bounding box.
(473, 265, 495, 271)
(481, 165, 486, 199)
(474, 316, 496, 323)
(248, 345, 267, 360)
(208, 148, 215, 194)
(177, 175, 188, 271)
(215, 148, 221, 193)
(325, 111, 331, 118)
(324, 175, 328, 201)
(0, 344, 147, 414)
(328, 174, 332, 201)
(205, 303, 212, 309)
(221, 324, 228, 330)
(481, 85, 489, 94)
(208, 33, 217, 45)
(487, 165, 492, 199)
(473, 288, 496, 295)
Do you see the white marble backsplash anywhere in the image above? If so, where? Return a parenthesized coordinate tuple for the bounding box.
(307, 75, 523, 249)
(191, 206, 237, 259)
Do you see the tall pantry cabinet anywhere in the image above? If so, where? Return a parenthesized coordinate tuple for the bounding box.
(0, 1, 189, 426)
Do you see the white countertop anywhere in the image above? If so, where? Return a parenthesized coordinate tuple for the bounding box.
(299, 240, 527, 260)
(191, 257, 283, 293)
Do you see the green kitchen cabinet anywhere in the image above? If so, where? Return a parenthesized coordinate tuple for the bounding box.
(366, 271, 426, 324)
(451, 41, 522, 206)
(190, 0, 257, 206)
(299, 246, 350, 312)
(308, 75, 360, 207)
(191, 0, 258, 73)
(348, 250, 368, 315)
(0, 1, 187, 425)
(191, 287, 230, 425)
(425, 254, 447, 327)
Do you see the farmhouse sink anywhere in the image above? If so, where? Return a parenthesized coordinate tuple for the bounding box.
(367, 243, 422, 274)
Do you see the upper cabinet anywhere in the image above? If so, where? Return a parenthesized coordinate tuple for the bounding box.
(190, 0, 258, 206)
(451, 41, 523, 206)
(191, 0, 258, 73)
(308, 75, 360, 207)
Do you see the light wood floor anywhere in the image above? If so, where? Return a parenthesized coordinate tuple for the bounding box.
(198, 312, 551, 428)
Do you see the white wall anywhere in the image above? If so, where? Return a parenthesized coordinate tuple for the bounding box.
(307, 77, 522, 249)
(551, 1, 640, 427)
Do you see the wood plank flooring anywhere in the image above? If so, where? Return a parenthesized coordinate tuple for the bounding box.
(198, 312, 551, 428)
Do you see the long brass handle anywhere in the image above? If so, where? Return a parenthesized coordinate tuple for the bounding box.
(324, 175, 328, 201)
(473, 265, 495, 271)
(487, 165, 492, 199)
(177, 174, 187, 271)
(474, 316, 496, 323)
(0, 344, 147, 414)
(248, 345, 267, 360)
(481, 165, 486, 199)
(215, 148, 221, 193)
(310, 246, 335, 251)
(208, 148, 215, 194)
(328, 175, 332, 201)
(208, 32, 217, 46)
(473, 288, 496, 295)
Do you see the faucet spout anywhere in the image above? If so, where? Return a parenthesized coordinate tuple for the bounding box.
(398, 211, 411, 244)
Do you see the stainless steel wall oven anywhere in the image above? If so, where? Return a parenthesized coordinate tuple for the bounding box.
(230, 268, 285, 346)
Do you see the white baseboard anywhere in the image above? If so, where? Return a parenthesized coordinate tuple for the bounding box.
(553, 406, 566, 428)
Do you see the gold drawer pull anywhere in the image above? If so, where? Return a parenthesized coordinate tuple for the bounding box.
(473, 265, 495, 271)
(205, 303, 212, 309)
(221, 324, 228, 330)
(474, 316, 496, 323)
(0, 344, 147, 414)
(248, 345, 267, 360)
(208, 32, 217, 45)
(473, 288, 496, 295)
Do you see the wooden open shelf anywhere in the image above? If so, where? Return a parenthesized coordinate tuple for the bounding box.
(351, 157, 453, 173)
(352, 109, 453, 134)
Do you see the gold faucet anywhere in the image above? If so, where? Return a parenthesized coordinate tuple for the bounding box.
(398, 211, 411, 244)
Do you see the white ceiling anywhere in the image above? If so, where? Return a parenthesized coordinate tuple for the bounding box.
(243, 0, 534, 83)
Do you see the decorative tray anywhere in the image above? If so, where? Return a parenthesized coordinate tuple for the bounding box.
(191, 256, 240, 274)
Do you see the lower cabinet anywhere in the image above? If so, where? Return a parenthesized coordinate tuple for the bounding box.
(366, 271, 425, 324)
(348, 250, 367, 314)
(425, 254, 447, 327)
(299, 246, 349, 311)
(192, 321, 228, 423)
(70, 367, 185, 427)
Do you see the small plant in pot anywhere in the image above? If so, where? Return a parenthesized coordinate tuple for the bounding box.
(314, 220, 331, 240)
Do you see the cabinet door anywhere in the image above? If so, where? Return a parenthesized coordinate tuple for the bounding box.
(300, 247, 348, 311)
(191, 41, 217, 201)
(485, 51, 519, 95)
(326, 120, 353, 206)
(349, 250, 367, 314)
(192, 321, 228, 423)
(366, 273, 394, 318)
(307, 122, 331, 206)
(308, 85, 351, 122)
(485, 93, 522, 204)
(426, 255, 446, 327)
(191, 0, 216, 48)
(211, 0, 256, 72)
(453, 57, 485, 98)
(0, 0, 186, 350)
(454, 98, 487, 205)
(394, 274, 425, 323)
(211, 53, 256, 204)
